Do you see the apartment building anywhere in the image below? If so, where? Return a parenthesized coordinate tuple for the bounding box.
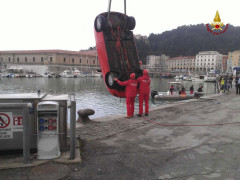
(0, 50, 99, 67)
(196, 51, 222, 73)
(146, 55, 169, 72)
(228, 50, 240, 68)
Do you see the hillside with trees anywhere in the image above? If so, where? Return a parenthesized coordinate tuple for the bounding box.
(135, 24, 240, 64)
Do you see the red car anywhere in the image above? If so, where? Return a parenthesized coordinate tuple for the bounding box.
(94, 11, 142, 98)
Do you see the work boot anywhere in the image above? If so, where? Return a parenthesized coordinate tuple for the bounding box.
(145, 113, 148, 116)
(137, 114, 142, 117)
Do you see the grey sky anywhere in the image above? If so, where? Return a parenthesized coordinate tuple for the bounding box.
(0, 0, 238, 51)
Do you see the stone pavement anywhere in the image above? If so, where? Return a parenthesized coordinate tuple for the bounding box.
(1, 91, 240, 179)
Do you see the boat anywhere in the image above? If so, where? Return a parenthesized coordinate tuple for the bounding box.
(191, 75, 204, 82)
(70, 67, 86, 78)
(183, 75, 192, 81)
(161, 73, 174, 78)
(203, 75, 217, 82)
(151, 82, 203, 100)
(60, 70, 76, 78)
(26, 74, 33, 78)
(42, 72, 52, 78)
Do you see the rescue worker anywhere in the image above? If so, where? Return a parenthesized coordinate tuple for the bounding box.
(169, 85, 175, 95)
(137, 70, 151, 117)
(181, 86, 186, 95)
(198, 86, 203, 92)
(221, 77, 225, 93)
(114, 73, 137, 118)
(190, 85, 194, 94)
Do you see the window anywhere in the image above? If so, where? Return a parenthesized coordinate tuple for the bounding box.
(33, 57, 35, 62)
(41, 57, 44, 62)
(17, 57, 19, 62)
(50, 57, 53, 62)
(87, 59, 88, 64)
(80, 59, 81, 63)
(72, 58, 74, 63)
(93, 60, 95, 64)
(25, 57, 27, 62)
(8, 57, 11, 62)
(64, 58, 66, 63)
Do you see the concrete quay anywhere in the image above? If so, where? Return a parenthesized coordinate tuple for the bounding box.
(1, 91, 240, 179)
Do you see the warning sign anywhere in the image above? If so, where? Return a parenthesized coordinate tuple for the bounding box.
(13, 115, 23, 132)
(0, 112, 13, 139)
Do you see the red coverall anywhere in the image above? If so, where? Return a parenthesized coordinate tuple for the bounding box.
(137, 75, 151, 115)
(116, 79, 137, 117)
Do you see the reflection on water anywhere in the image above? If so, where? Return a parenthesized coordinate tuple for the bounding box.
(0, 77, 216, 119)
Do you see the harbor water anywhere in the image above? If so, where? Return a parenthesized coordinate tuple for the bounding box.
(0, 77, 216, 120)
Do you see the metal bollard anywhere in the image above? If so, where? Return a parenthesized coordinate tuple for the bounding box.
(70, 100, 76, 160)
(23, 106, 30, 164)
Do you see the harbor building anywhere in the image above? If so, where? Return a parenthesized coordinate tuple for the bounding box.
(0, 50, 99, 67)
(196, 51, 222, 73)
(167, 56, 196, 73)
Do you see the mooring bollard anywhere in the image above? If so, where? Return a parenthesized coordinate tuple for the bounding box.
(77, 109, 95, 123)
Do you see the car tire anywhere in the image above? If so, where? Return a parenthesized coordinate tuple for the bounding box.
(127, 16, 136, 30)
(94, 15, 107, 32)
(105, 71, 125, 91)
(105, 71, 118, 89)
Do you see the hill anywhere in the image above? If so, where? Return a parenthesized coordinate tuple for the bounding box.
(135, 24, 240, 64)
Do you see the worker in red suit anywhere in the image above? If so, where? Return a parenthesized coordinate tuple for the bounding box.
(114, 73, 137, 118)
(137, 70, 151, 116)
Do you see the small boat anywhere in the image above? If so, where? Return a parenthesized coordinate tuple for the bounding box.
(192, 75, 204, 82)
(203, 75, 217, 82)
(151, 82, 204, 100)
(151, 91, 195, 100)
(42, 72, 52, 78)
(60, 70, 76, 78)
(26, 74, 33, 78)
(70, 67, 86, 78)
(161, 73, 174, 78)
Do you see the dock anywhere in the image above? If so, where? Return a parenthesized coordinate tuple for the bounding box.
(1, 90, 240, 179)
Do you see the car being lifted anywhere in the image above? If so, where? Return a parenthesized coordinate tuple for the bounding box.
(94, 0, 142, 98)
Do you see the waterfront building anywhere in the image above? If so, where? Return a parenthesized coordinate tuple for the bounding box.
(222, 55, 228, 72)
(228, 50, 240, 68)
(196, 51, 222, 73)
(167, 56, 196, 73)
(146, 55, 169, 72)
(0, 49, 99, 67)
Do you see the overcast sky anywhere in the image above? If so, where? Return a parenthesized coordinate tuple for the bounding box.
(0, 0, 238, 51)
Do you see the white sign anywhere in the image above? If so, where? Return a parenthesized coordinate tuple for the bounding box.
(0, 112, 13, 139)
(12, 115, 23, 132)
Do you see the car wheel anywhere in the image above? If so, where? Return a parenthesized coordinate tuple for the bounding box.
(105, 71, 125, 91)
(94, 15, 107, 32)
(105, 71, 117, 89)
(127, 16, 136, 30)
